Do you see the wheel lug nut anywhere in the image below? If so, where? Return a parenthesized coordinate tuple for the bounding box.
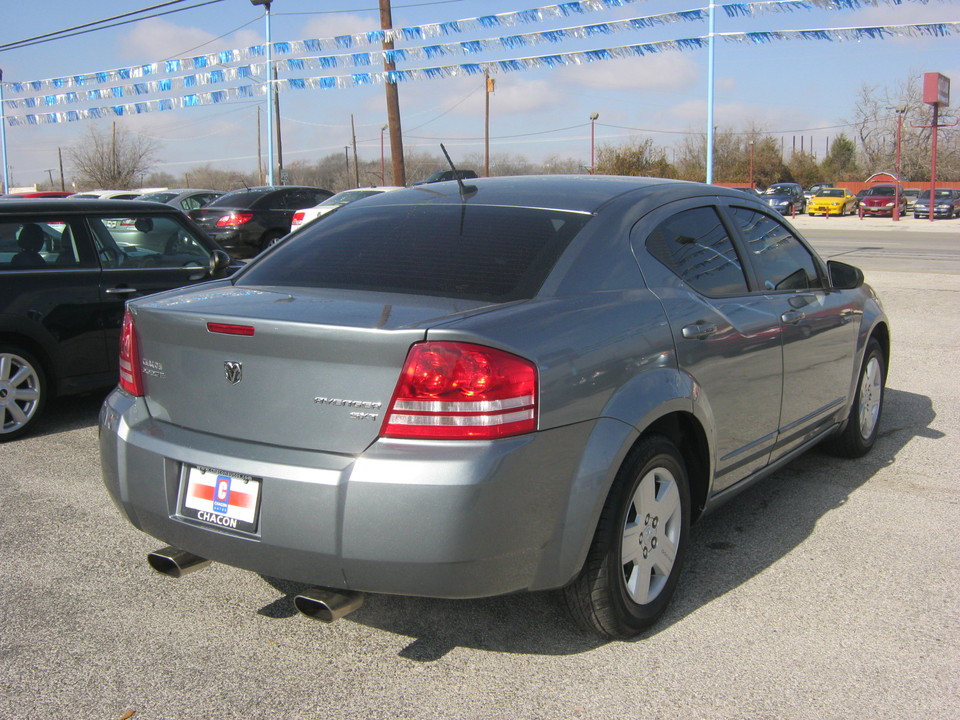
(651, 537, 658, 549)
(645, 514, 651, 525)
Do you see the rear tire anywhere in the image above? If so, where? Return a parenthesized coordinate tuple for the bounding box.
(0, 346, 47, 442)
(260, 231, 286, 253)
(563, 435, 690, 639)
(822, 338, 885, 458)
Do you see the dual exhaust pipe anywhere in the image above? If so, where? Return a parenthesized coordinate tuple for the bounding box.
(147, 546, 364, 623)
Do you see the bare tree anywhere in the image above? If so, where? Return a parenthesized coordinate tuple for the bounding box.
(596, 138, 676, 178)
(68, 122, 160, 189)
(850, 75, 960, 181)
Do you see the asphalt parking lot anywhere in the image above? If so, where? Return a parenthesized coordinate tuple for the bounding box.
(1, 216, 958, 720)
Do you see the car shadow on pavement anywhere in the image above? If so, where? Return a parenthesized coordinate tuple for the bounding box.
(28, 391, 110, 438)
(255, 387, 934, 660)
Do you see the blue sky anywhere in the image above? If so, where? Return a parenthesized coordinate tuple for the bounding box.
(1, 0, 958, 189)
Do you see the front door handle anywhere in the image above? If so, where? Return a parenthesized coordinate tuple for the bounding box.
(682, 323, 718, 339)
(105, 287, 138, 295)
(781, 310, 805, 324)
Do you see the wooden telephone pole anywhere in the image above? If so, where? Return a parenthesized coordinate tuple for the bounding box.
(380, 0, 406, 185)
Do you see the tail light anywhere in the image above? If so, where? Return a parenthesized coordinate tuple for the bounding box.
(119, 310, 143, 396)
(291, 211, 305, 227)
(216, 212, 254, 227)
(382, 342, 537, 440)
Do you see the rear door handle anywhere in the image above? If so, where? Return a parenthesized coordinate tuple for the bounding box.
(682, 323, 718, 339)
(781, 310, 805, 324)
(105, 287, 138, 295)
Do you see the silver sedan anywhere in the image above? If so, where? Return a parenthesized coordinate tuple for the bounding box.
(99, 176, 888, 638)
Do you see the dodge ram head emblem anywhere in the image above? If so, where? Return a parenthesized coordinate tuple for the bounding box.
(224, 361, 242, 384)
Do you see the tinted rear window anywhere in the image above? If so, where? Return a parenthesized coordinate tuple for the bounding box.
(207, 190, 269, 207)
(237, 203, 590, 302)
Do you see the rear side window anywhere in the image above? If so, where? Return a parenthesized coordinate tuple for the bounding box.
(0, 219, 94, 269)
(238, 204, 590, 302)
(645, 207, 748, 296)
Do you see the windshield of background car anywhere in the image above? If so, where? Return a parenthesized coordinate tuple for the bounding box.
(320, 190, 381, 206)
(819, 189, 844, 197)
(919, 190, 955, 199)
(764, 185, 792, 195)
(864, 187, 896, 196)
(237, 203, 591, 303)
(138, 192, 178, 203)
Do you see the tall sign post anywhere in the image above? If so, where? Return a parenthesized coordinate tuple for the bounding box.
(921, 73, 951, 223)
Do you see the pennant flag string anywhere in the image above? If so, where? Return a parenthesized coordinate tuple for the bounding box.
(4, 0, 953, 98)
(6, 20, 958, 127)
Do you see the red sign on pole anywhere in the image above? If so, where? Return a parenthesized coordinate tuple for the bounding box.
(923, 72, 950, 107)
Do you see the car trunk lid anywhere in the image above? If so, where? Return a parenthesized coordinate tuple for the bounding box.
(131, 285, 487, 454)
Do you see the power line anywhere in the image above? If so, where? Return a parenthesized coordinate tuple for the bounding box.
(0, 0, 228, 52)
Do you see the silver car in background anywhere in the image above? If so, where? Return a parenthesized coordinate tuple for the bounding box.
(99, 176, 888, 638)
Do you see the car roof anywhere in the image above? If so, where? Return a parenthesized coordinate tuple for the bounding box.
(0, 198, 185, 214)
(354, 175, 714, 215)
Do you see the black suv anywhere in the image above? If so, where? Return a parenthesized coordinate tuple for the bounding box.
(188, 186, 333, 258)
(0, 199, 237, 440)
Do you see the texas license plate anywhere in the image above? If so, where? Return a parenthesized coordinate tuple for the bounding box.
(181, 466, 261, 534)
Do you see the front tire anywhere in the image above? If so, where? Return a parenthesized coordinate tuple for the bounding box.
(822, 338, 885, 458)
(563, 435, 690, 638)
(0, 346, 47, 442)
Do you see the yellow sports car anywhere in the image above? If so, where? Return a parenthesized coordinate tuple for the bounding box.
(808, 187, 858, 216)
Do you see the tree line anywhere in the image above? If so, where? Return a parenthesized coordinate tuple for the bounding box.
(59, 76, 958, 193)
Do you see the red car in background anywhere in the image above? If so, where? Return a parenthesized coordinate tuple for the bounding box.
(859, 184, 907, 217)
(2, 191, 73, 199)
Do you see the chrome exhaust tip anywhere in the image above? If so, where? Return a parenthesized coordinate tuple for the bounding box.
(147, 546, 211, 578)
(294, 588, 365, 623)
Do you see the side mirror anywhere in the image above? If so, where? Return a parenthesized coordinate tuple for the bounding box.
(210, 249, 232, 276)
(827, 260, 864, 290)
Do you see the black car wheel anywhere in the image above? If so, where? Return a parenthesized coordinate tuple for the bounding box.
(563, 435, 690, 638)
(822, 338, 885, 458)
(260, 231, 286, 252)
(0, 346, 47, 442)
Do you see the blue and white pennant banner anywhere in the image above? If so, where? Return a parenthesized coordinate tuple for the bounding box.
(6, 20, 959, 126)
(3, 0, 951, 97)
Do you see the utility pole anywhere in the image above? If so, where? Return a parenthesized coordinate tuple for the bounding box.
(257, 107, 263, 185)
(380, 0, 406, 186)
(273, 63, 284, 183)
(58, 147, 65, 191)
(351, 114, 360, 188)
(484, 71, 494, 177)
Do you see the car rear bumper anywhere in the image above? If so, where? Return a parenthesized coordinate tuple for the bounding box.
(99, 389, 612, 598)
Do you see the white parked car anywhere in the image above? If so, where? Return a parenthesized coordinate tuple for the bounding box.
(69, 189, 142, 200)
(289, 186, 404, 232)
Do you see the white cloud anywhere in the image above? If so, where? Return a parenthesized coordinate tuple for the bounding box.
(119, 18, 219, 63)
(554, 54, 700, 91)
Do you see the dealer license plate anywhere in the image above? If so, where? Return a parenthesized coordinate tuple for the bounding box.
(181, 466, 261, 534)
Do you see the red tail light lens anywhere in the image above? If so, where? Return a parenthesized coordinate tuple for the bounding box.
(216, 212, 254, 227)
(383, 342, 537, 440)
(118, 310, 143, 396)
(291, 211, 305, 226)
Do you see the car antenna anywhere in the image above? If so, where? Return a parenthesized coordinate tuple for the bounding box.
(440, 143, 476, 202)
